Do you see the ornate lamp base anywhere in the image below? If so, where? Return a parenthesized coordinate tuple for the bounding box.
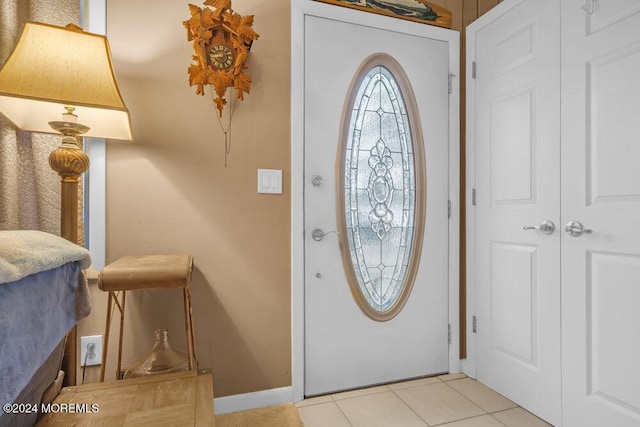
(48, 119, 90, 387)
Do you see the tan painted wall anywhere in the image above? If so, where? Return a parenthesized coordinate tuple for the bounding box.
(77, 0, 291, 397)
(478, 0, 502, 16)
(75, 0, 505, 398)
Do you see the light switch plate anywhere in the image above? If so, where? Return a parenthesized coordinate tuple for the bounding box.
(258, 169, 282, 194)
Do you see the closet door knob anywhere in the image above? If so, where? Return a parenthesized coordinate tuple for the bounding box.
(565, 221, 593, 237)
(523, 220, 555, 235)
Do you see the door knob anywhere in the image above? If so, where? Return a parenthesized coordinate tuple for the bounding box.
(565, 221, 593, 237)
(311, 175, 324, 187)
(311, 229, 338, 241)
(523, 220, 555, 235)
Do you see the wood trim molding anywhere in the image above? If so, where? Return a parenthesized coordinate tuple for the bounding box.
(312, 0, 453, 28)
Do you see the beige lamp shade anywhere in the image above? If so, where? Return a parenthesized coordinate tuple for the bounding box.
(0, 21, 131, 140)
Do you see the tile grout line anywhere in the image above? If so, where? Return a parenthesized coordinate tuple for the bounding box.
(446, 382, 548, 425)
(331, 380, 447, 427)
(330, 385, 391, 402)
(445, 379, 520, 415)
(490, 413, 509, 427)
(491, 407, 519, 416)
(387, 377, 446, 393)
(491, 407, 553, 427)
(441, 379, 494, 413)
(296, 398, 354, 426)
(330, 396, 355, 427)
(301, 376, 518, 426)
(390, 384, 435, 426)
(394, 379, 491, 426)
(295, 395, 333, 408)
(430, 413, 509, 427)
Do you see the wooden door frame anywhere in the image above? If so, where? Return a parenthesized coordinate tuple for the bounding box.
(291, 0, 461, 402)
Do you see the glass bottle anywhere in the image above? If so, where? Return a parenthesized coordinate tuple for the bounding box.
(123, 329, 189, 379)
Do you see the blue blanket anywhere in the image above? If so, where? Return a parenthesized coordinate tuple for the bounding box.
(0, 262, 91, 408)
(0, 231, 92, 409)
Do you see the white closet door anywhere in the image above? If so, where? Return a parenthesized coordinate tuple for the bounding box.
(561, 1, 640, 426)
(469, 0, 561, 424)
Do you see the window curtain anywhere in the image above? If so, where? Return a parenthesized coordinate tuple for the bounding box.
(0, 0, 84, 245)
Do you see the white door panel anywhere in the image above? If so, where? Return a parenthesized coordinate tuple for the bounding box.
(471, 0, 561, 424)
(304, 14, 451, 396)
(471, 1, 640, 426)
(561, 1, 640, 425)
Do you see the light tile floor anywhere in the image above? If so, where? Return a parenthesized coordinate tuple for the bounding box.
(296, 374, 553, 427)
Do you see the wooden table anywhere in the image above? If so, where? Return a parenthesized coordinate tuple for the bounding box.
(36, 370, 214, 426)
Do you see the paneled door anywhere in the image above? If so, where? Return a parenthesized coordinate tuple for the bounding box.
(469, 0, 561, 424)
(303, 11, 453, 396)
(471, 1, 640, 425)
(561, 1, 640, 425)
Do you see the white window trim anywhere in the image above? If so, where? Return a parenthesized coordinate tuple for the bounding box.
(82, 0, 107, 270)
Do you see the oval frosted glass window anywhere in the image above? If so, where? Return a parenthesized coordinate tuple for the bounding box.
(337, 54, 426, 321)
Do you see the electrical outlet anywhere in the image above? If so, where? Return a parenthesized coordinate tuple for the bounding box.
(80, 335, 102, 367)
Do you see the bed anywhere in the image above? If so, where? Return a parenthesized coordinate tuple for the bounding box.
(0, 230, 92, 427)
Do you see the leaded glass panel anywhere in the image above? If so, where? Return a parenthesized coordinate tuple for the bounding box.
(340, 60, 421, 317)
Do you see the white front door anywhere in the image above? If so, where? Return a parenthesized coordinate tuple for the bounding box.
(561, 1, 640, 426)
(303, 13, 453, 396)
(470, 0, 562, 424)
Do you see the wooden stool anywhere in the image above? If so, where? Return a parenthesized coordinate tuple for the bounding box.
(98, 254, 196, 382)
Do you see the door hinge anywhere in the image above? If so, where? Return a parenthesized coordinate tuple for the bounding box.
(472, 188, 477, 206)
(448, 324, 452, 344)
(472, 316, 477, 333)
(448, 73, 455, 94)
(448, 200, 452, 218)
(472, 61, 477, 79)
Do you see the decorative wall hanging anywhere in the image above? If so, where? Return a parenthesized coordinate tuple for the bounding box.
(183, 0, 259, 166)
(313, 0, 452, 28)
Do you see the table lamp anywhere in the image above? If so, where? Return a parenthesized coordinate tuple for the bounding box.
(0, 21, 132, 385)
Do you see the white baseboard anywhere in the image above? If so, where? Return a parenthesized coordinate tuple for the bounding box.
(214, 386, 294, 415)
